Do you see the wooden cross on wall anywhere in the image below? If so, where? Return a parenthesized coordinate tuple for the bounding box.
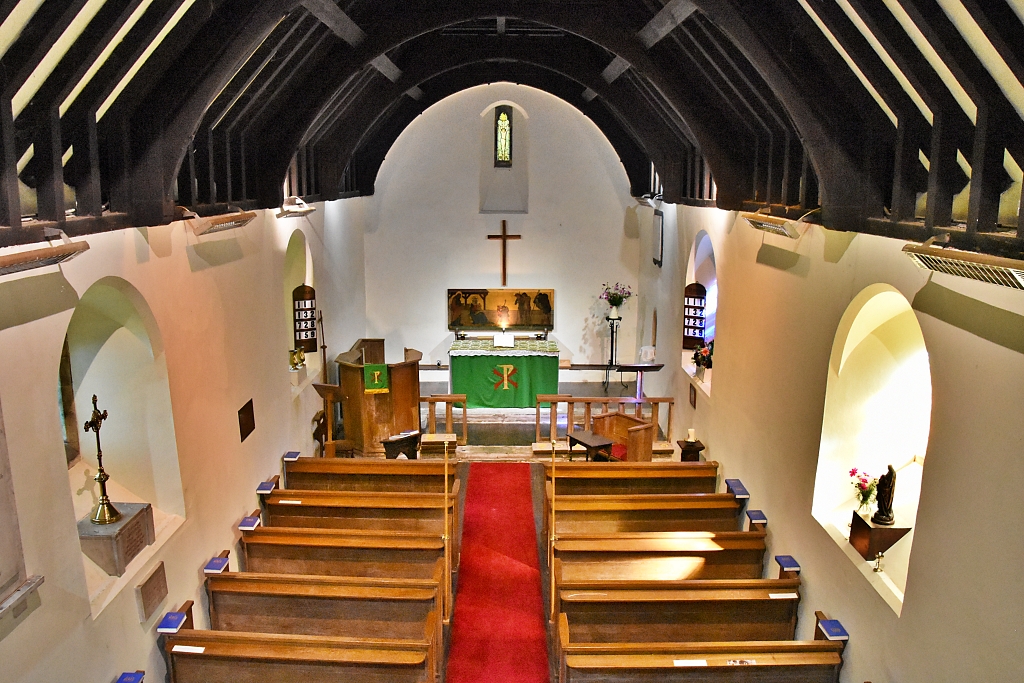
(487, 220, 521, 286)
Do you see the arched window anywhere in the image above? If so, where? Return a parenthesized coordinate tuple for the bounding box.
(494, 105, 513, 167)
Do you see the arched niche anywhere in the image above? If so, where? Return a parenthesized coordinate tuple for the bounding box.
(479, 99, 529, 213)
(682, 230, 718, 391)
(812, 283, 932, 614)
(283, 229, 319, 375)
(61, 277, 185, 613)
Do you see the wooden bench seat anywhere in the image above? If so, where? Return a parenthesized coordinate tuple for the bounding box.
(164, 627, 434, 683)
(544, 490, 743, 539)
(284, 458, 456, 493)
(207, 571, 441, 639)
(558, 584, 800, 644)
(259, 483, 461, 560)
(556, 613, 846, 683)
(241, 527, 450, 620)
(560, 642, 844, 683)
(551, 568, 802, 623)
(552, 530, 768, 581)
(543, 461, 718, 495)
(206, 572, 443, 680)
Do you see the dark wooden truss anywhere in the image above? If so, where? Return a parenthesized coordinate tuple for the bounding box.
(0, 0, 1021, 257)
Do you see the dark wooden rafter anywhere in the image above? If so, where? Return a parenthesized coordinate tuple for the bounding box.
(841, 0, 973, 231)
(0, 0, 1019, 258)
(892, 0, 1023, 238)
(799, 0, 929, 221)
(689, 0, 886, 229)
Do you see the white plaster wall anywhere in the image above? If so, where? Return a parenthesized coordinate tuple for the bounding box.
(638, 202, 1024, 681)
(364, 83, 639, 367)
(0, 201, 366, 682)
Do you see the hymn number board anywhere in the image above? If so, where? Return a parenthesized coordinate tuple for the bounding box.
(292, 285, 317, 353)
(683, 282, 707, 350)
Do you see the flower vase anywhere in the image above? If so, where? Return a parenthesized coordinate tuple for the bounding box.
(608, 305, 620, 320)
(856, 500, 871, 517)
(695, 365, 705, 381)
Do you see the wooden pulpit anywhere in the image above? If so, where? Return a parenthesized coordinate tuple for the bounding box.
(317, 339, 421, 457)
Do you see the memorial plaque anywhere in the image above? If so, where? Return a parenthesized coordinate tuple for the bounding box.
(77, 502, 155, 576)
(136, 561, 167, 622)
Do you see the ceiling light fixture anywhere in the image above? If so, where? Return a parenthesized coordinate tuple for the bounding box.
(903, 237, 1024, 290)
(277, 196, 316, 219)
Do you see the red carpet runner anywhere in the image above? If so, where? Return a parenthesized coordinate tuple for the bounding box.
(446, 462, 550, 683)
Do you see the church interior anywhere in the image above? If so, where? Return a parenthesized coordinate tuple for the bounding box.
(1, 2, 1023, 682)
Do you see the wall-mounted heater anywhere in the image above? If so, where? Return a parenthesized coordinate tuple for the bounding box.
(903, 241, 1024, 290)
(739, 211, 809, 239)
(277, 196, 315, 219)
(0, 241, 89, 277)
(189, 209, 257, 236)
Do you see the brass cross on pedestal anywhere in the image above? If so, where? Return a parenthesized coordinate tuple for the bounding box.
(84, 394, 121, 524)
(487, 220, 521, 286)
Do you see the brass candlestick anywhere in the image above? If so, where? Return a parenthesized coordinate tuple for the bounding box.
(84, 395, 121, 524)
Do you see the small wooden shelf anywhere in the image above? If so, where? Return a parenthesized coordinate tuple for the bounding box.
(849, 511, 912, 561)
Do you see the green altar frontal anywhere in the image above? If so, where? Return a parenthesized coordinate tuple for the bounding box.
(449, 339, 560, 408)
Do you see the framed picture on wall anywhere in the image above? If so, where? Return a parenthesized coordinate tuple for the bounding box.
(652, 210, 664, 268)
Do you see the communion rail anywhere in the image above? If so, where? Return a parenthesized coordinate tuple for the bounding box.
(535, 395, 674, 444)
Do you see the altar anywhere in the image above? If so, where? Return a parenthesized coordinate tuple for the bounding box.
(449, 338, 559, 408)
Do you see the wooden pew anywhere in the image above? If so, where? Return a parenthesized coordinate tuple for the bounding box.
(557, 612, 846, 683)
(259, 479, 461, 561)
(544, 489, 743, 540)
(558, 583, 800, 644)
(240, 526, 450, 621)
(206, 572, 443, 680)
(551, 561, 802, 621)
(163, 601, 434, 683)
(543, 461, 718, 496)
(552, 529, 768, 582)
(284, 458, 456, 494)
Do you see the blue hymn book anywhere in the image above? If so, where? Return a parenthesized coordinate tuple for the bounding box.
(203, 556, 229, 574)
(156, 611, 187, 634)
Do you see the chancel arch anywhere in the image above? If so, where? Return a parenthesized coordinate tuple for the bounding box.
(812, 283, 932, 614)
(61, 277, 185, 615)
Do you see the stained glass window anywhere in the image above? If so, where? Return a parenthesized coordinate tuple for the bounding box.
(494, 105, 512, 167)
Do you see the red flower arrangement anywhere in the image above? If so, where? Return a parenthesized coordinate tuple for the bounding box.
(849, 467, 878, 510)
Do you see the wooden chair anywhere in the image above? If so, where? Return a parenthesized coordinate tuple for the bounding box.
(591, 411, 653, 462)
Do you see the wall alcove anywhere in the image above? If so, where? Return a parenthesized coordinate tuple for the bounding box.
(812, 283, 932, 615)
(681, 230, 717, 392)
(284, 229, 321, 395)
(60, 277, 185, 616)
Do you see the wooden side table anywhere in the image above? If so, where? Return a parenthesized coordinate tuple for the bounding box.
(567, 430, 614, 462)
(677, 439, 705, 462)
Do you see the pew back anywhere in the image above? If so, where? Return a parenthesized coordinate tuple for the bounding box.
(560, 585, 800, 643)
(284, 458, 456, 493)
(164, 629, 432, 683)
(544, 462, 718, 495)
(546, 490, 742, 537)
(553, 530, 768, 581)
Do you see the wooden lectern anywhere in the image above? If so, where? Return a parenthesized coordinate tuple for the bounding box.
(316, 339, 421, 457)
